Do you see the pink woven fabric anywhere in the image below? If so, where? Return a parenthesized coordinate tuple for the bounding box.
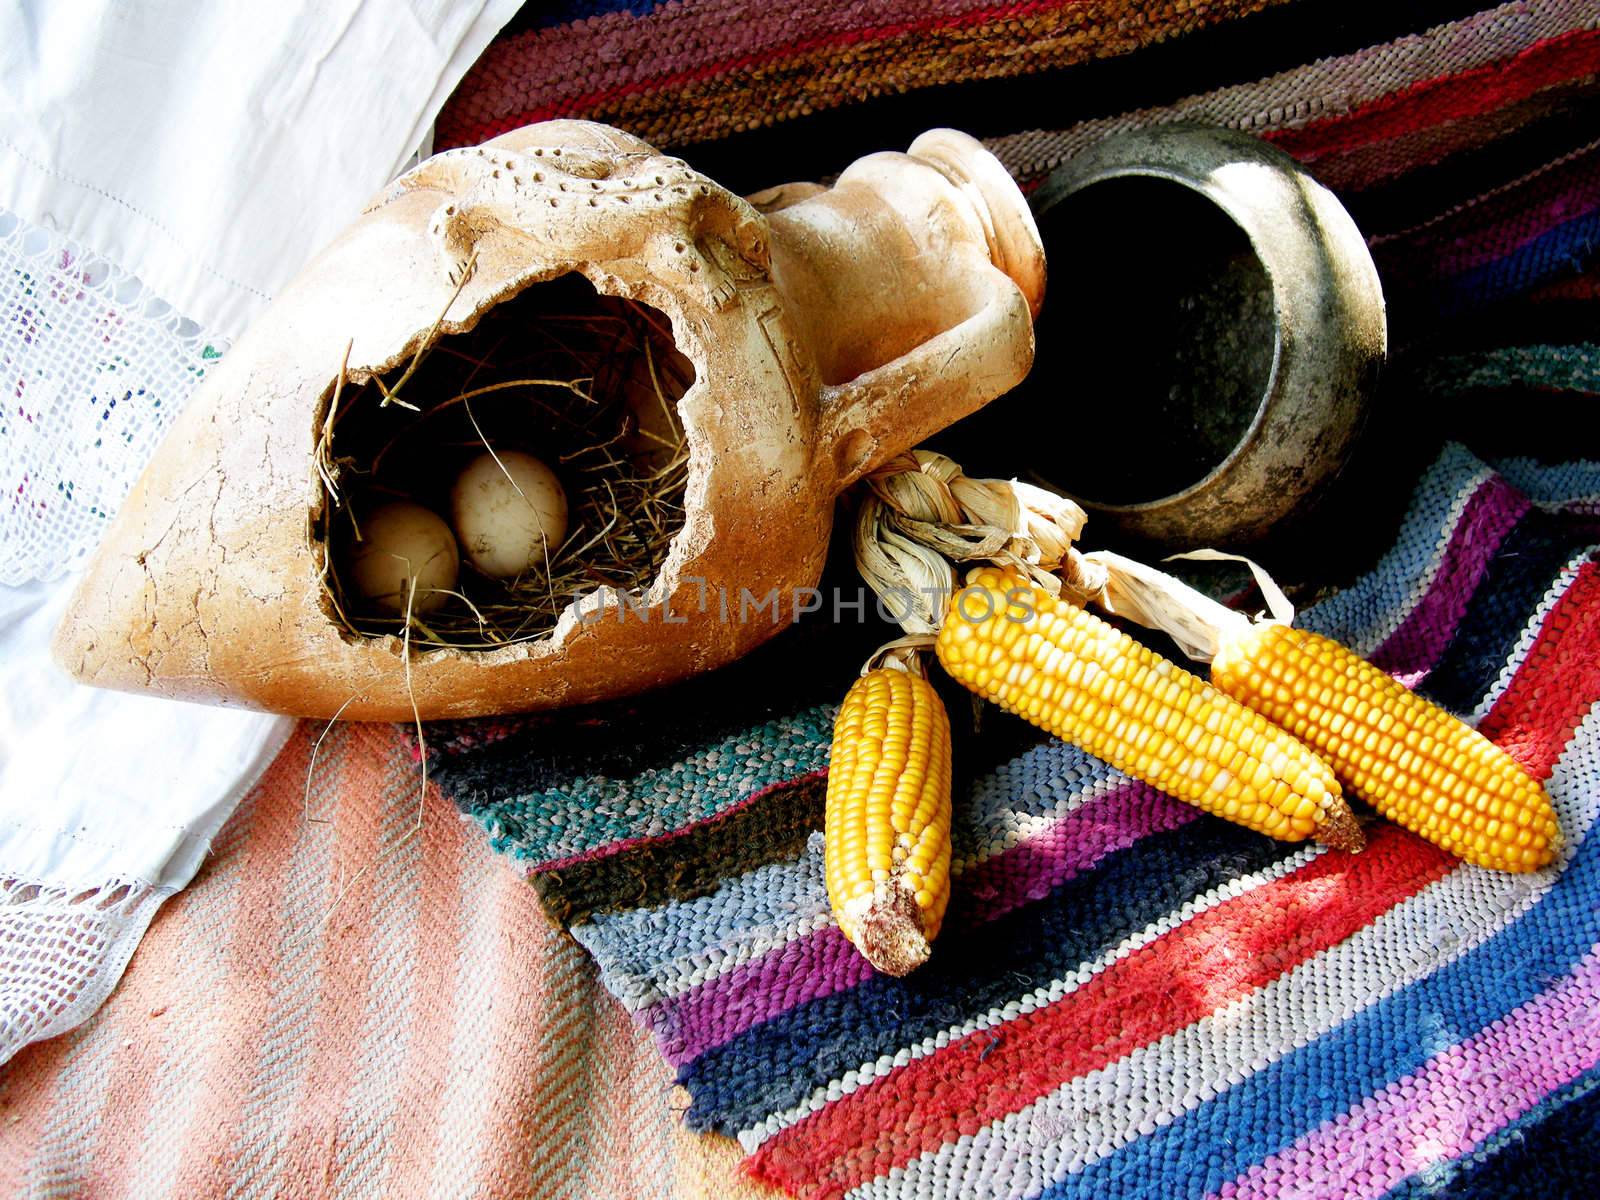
(0, 723, 769, 1200)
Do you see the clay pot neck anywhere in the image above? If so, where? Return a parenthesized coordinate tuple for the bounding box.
(754, 130, 1045, 489)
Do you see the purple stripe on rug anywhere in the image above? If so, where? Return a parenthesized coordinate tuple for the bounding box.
(1216, 944, 1600, 1200)
(653, 782, 1196, 1065)
(1370, 475, 1529, 685)
(455, 0, 1043, 124)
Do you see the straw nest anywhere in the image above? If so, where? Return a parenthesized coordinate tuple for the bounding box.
(314, 272, 693, 650)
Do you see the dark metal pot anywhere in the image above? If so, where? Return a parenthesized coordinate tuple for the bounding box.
(1025, 125, 1386, 546)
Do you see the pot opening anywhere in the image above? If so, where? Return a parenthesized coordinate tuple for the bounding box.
(313, 273, 694, 651)
(951, 174, 1275, 507)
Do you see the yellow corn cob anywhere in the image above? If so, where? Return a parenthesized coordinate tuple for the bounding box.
(825, 667, 954, 976)
(936, 568, 1364, 851)
(1211, 622, 1560, 872)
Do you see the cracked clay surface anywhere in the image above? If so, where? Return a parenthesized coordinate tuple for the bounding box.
(55, 120, 1042, 720)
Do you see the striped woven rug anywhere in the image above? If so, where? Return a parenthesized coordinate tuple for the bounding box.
(437, 0, 1600, 203)
(0, 718, 769, 1199)
(436, 446, 1600, 1199)
(426, 1, 1600, 1196)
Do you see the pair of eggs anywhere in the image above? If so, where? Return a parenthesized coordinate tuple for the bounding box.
(346, 451, 568, 616)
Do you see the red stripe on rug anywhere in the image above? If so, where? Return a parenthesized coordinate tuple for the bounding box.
(1300, 84, 1599, 195)
(1479, 558, 1600, 779)
(1527, 266, 1600, 303)
(749, 823, 1454, 1199)
(1268, 29, 1600, 160)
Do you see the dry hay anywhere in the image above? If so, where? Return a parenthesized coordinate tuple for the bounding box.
(315, 272, 693, 650)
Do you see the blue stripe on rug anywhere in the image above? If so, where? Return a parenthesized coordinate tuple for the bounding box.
(1442, 209, 1600, 316)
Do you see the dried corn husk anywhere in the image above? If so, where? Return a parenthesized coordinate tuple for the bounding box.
(855, 451, 1089, 632)
(852, 450, 1298, 667)
(852, 494, 959, 634)
(1074, 548, 1291, 663)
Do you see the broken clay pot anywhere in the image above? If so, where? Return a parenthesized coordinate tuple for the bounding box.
(55, 120, 1044, 720)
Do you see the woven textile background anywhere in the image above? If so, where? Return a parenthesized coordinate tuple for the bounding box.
(0, 721, 768, 1199)
(447, 446, 1600, 1199)
(429, 1, 1600, 1197)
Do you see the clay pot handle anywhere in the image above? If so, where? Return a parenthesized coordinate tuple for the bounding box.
(819, 265, 1036, 491)
(761, 130, 1043, 494)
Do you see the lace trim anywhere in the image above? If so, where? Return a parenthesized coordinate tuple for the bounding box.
(0, 873, 169, 1065)
(0, 207, 224, 586)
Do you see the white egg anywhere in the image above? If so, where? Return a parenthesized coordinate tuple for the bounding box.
(346, 502, 459, 615)
(450, 451, 569, 579)
(621, 343, 693, 472)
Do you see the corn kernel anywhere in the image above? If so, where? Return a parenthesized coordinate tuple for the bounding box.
(1212, 623, 1560, 873)
(936, 572, 1361, 851)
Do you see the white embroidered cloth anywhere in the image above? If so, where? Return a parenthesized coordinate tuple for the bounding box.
(0, 0, 519, 341)
(0, 212, 294, 1064)
(0, 0, 519, 1064)
(0, 577, 293, 1063)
